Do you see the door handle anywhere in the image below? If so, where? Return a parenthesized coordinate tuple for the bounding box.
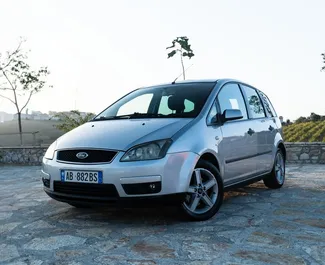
(247, 128, 255, 136)
(269, 125, 275, 131)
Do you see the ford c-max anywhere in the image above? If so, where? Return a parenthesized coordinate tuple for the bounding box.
(42, 79, 286, 221)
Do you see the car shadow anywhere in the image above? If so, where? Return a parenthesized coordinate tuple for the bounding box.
(45, 200, 186, 225)
(43, 181, 280, 225)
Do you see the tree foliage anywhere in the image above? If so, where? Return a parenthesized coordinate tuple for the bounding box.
(0, 38, 50, 144)
(286, 119, 292, 125)
(166, 36, 195, 80)
(322, 52, 325, 71)
(295, 112, 325, 124)
(53, 110, 95, 133)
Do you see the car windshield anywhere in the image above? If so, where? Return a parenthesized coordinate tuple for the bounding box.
(93, 82, 215, 120)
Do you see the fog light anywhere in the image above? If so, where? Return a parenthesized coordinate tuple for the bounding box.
(122, 181, 161, 195)
(41, 170, 50, 188)
(42, 178, 50, 188)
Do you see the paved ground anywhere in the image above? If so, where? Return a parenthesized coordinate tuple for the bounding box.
(0, 165, 325, 265)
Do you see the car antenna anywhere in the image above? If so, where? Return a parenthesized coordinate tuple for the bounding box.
(171, 64, 193, 84)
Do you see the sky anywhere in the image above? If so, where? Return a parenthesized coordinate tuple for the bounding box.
(0, 0, 324, 121)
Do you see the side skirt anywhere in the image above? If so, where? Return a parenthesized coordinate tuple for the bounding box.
(224, 171, 270, 192)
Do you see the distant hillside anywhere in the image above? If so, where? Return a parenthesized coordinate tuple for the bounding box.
(1, 118, 324, 146)
(0, 120, 64, 147)
(283, 121, 325, 142)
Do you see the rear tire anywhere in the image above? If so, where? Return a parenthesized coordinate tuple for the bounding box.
(263, 148, 285, 189)
(181, 160, 224, 221)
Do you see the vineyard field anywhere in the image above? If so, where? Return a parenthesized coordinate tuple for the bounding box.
(283, 121, 325, 142)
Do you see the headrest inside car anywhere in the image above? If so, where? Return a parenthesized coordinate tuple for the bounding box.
(168, 95, 185, 112)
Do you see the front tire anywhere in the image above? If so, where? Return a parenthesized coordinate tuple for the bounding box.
(181, 160, 224, 221)
(263, 148, 285, 189)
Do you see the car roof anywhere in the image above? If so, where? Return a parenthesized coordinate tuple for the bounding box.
(139, 78, 243, 89)
(173, 78, 261, 92)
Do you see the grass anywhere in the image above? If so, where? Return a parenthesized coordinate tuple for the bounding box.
(283, 121, 325, 142)
(0, 120, 64, 147)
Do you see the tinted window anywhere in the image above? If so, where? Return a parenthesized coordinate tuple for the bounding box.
(95, 83, 215, 120)
(217, 84, 248, 120)
(259, 91, 277, 117)
(118, 94, 153, 115)
(242, 85, 266, 119)
(158, 97, 195, 115)
(158, 96, 173, 115)
(184, 99, 195, 112)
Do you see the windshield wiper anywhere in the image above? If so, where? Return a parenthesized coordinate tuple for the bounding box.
(129, 113, 166, 118)
(93, 112, 166, 121)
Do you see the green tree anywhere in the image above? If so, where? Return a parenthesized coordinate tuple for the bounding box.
(166, 36, 195, 80)
(295, 116, 307, 123)
(0, 38, 50, 145)
(53, 110, 95, 133)
(310, 112, 321, 122)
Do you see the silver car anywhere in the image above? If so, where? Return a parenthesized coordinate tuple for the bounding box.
(42, 79, 286, 221)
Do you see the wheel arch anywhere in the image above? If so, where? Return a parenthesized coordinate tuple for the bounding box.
(277, 141, 286, 161)
(198, 151, 221, 173)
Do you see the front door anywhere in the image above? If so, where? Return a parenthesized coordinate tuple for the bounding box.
(216, 83, 258, 184)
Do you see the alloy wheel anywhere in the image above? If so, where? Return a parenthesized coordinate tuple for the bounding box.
(183, 168, 218, 215)
(275, 152, 285, 184)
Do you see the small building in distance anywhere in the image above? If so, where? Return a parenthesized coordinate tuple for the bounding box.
(13, 111, 50, 121)
(0, 111, 13, 123)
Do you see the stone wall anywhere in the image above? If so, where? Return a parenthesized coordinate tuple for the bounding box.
(0, 147, 47, 165)
(285, 142, 325, 164)
(0, 143, 325, 165)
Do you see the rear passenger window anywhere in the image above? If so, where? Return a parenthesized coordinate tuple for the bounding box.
(158, 96, 195, 115)
(184, 99, 195, 112)
(158, 96, 173, 115)
(242, 85, 266, 119)
(217, 84, 248, 120)
(259, 91, 277, 117)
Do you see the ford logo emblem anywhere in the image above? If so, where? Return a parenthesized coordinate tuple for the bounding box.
(76, 152, 88, 159)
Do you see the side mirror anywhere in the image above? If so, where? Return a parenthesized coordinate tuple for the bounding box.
(221, 109, 243, 123)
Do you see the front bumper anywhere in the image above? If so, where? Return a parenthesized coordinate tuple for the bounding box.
(42, 151, 199, 203)
(44, 187, 187, 206)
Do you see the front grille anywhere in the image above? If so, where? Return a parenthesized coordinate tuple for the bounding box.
(57, 149, 117, 163)
(53, 181, 119, 198)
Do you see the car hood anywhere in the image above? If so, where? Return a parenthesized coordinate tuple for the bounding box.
(56, 118, 192, 151)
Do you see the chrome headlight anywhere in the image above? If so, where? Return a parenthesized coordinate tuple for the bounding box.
(44, 141, 57, 160)
(121, 139, 172, 162)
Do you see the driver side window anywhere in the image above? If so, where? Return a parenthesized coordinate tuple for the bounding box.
(217, 84, 248, 120)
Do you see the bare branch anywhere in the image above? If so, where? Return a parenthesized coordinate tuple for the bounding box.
(0, 87, 13, 91)
(0, 93, 15, 105)
(0, 40, 23, 70)
(1, 70, 16, 90)
(19, 90, 34, 113)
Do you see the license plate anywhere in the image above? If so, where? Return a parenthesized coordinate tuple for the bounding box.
(60, 170, 103, 184)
